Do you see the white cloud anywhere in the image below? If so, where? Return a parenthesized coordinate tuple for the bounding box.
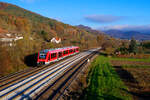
(84, 14, 125, 23)
(99, 25, 130, 30)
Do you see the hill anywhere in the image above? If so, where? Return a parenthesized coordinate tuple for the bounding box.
(0, 2, 106, 76)
(0, 2, 100, 49)
(77, 24, 104, 35)
(104, 29, 150, 40)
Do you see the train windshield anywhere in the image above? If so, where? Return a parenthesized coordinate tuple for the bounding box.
(39, 52, 47, 59)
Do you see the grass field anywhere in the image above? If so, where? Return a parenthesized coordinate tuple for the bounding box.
(83, 56, 132, 100)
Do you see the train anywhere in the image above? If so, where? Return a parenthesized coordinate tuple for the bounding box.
(37, 46, 79, 65)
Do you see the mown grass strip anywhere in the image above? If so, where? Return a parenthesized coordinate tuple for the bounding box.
(83, 56, 132, 100)
(109, 57, 150, 62)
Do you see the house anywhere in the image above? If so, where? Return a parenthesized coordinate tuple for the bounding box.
(0, 32, 23, 46)
(51, 37, 61, 44)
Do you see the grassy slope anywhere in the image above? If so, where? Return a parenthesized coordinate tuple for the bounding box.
(84, 56, 131, 100)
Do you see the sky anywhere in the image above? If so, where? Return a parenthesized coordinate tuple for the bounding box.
(1, 0, 150, 30)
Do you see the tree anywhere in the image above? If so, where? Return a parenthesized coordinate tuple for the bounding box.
(129, 38, 137, 54)
(116, 42, 128, 54)
(41, 30, 49, 41)
(96, 35, 105, 46)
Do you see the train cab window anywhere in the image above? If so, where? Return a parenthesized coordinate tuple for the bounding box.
(39, 53, 46, 59)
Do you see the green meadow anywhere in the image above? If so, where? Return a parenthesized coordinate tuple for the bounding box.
(83, 56, 132, 100)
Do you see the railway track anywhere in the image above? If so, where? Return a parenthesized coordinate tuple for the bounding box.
(36, 50, 97, 100)
(0, 48, 99, 100)
(0, 53, 80, 89)
(56, 51, 96, 100)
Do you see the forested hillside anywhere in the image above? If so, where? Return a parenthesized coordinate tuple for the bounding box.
(0, 2, 107, 76)
(0, 2, 100, 48)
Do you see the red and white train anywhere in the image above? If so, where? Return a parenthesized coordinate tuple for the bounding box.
(37, 46, 79, 65)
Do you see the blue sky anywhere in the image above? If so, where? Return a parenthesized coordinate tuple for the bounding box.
(1, 0, 150, 30)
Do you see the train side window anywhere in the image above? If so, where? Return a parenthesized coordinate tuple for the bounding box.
(54, 53, 56, 58)
(63, 51, 65, 55)
(51, 53, 56, 59)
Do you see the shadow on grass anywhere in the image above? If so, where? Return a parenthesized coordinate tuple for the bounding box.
(121, 88, 150, 100)
(24, 53, 38, 67)
(98, 52, 108, 56)
(114, 66, 150, 100)
(114, 66, 138, 83)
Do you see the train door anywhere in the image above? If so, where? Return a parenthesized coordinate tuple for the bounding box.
(69, 49, 71, 55)
(48, 53, 51, 62)
(58, 52, 63, 60)
(63, 50, 68, 57)
(76, 48, 79, 52)
(73, 49, 76, 54)
(69, 49, 73, 55)
(51, 53, 57, 61)
(63, 50, 65, 57)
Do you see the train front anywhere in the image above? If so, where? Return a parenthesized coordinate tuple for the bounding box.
(37, 50, 48, 65)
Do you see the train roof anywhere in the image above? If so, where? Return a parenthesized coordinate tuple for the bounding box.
(40, 46, 79, 53)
